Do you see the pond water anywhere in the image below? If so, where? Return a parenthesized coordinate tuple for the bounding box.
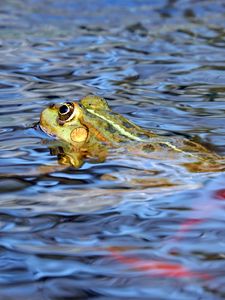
(1, 0, 225, 299)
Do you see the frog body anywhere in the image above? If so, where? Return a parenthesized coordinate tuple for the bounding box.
(40, 95, 223, 171)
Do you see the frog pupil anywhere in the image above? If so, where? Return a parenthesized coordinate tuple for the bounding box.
(59, 104, 69, 114)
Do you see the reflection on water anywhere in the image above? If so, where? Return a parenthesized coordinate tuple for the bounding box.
(0, 0, 225, 299)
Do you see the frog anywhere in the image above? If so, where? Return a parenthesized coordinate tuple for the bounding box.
(40, 95, 225, 172)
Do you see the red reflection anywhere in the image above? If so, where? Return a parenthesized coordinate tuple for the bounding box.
(109, 248, 210, 280)
(105, 194, 218, 281)
(175, 218, 203, 239)
(214, 189, 225, 200)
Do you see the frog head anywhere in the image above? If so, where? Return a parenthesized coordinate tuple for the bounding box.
(40, 95, 155, 146)
(40, 100, 89, 145)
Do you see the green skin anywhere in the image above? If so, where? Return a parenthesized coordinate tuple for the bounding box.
(40, 95, 156, 145)
(40, 95, 223, 171)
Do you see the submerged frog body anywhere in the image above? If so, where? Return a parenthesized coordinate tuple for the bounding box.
(40, 95, 224, 171)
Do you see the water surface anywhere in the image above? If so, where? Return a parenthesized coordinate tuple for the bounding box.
(0, 0, 225, 299)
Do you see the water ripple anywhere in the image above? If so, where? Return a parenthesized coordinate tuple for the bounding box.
(0, 0, 225, 299)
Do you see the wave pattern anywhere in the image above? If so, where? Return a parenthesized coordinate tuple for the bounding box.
(0, 0, 225, 299)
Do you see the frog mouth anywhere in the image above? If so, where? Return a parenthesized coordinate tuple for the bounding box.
(39, 123, 57, 138)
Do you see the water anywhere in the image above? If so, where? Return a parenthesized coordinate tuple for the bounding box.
(0, 0, 225, 299)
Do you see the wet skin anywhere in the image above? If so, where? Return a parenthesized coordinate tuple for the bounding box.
(40, 95, 224, 171)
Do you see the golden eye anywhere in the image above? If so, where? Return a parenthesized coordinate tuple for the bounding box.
(58, 102, 75, 122)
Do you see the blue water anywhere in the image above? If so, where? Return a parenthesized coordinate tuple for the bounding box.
(0, 0, 225, 299)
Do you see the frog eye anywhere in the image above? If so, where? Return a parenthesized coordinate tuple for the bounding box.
(59, 104, 70, 115)
(58, 102, 75, 122)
